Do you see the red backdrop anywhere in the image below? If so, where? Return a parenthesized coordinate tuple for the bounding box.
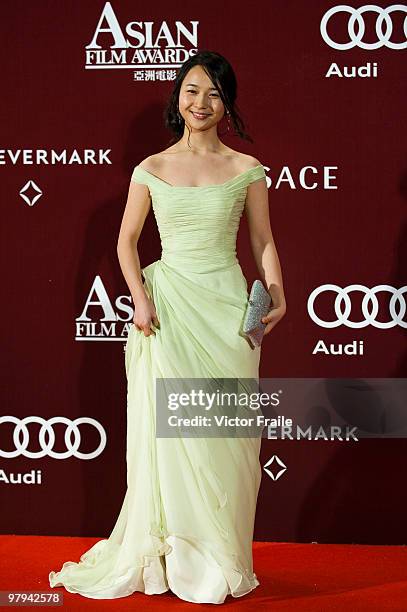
(1, 1, 406, 543)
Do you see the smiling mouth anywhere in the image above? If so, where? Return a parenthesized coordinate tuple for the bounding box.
(191, 111, 211, 119)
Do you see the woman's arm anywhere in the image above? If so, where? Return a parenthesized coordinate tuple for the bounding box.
(245, 165, 287, 334)
(117, 177, 159, 336)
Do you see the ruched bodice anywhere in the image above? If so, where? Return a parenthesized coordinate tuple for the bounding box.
(131, 164, 267, 273)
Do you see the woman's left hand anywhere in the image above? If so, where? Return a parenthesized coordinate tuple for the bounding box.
(261, 301, 286, 336)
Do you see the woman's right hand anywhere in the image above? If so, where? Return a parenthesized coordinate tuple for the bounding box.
(133, 293, 160, 337)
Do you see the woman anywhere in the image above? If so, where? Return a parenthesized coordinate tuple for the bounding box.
(49, 49, 286, 604)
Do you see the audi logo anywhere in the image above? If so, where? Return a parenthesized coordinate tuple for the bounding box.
(0, 416, 106, 459)
(308, 284, 407, 328)
(320, 4, 407, 50)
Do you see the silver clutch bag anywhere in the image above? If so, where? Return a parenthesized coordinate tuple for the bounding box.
(242, 280, 271, 347)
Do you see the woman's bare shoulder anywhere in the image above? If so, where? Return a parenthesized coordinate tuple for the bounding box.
(223, 148, 262, 172)
(138, 144, 181, 170)
(235, 152, 263, 171)
(137, 153, 167, 174)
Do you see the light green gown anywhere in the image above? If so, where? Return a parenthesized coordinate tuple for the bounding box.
(49, 163, 267, 604)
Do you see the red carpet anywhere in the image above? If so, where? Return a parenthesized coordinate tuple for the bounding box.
(1, 536, 407, 610)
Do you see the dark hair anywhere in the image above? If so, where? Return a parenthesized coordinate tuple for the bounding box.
(163, 49, 253, 147)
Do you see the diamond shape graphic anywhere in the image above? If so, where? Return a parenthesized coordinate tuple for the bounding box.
(263, 454, 287, 481)
(20, 180, 43, 206)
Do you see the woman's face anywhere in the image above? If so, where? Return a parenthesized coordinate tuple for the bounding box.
(178, 65, 226, 131)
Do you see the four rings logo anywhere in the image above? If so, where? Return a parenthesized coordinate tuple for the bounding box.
(308, 284, 407, 328)
(321, 4, 407, 50)
(0, 416, 106, 459)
